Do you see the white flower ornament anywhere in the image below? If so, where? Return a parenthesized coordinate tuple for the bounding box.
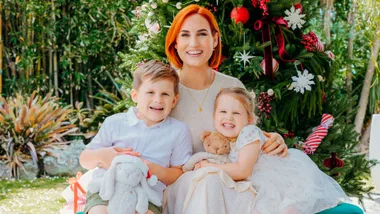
(291, 69, 315, 94)
(284, 6, 306, 30)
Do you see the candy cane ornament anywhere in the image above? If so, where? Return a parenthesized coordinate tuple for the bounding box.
(302, 114, 334, 154)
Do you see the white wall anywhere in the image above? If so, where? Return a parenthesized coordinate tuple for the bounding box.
(370, 114, 380, 190)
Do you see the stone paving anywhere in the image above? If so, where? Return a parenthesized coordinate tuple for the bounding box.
(350, 188, 380, 214)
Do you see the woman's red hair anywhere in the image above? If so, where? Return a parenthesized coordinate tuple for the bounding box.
(165, 4, 222, 69)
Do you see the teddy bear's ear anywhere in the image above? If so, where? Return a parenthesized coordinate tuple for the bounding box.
(201, 131, 212, 141)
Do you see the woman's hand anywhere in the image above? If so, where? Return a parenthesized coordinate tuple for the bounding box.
(194, 160, 210, 170)
(262, 132, 288, 157)
(98, 147, 140, 169)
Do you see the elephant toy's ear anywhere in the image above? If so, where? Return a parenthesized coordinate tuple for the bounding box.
(99, 157, 119, 200)
(141, 177, 162, 207)
(99, 155, 137, 200)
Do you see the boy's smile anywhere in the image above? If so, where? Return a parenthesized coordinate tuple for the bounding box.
(131, 78, 179, 127)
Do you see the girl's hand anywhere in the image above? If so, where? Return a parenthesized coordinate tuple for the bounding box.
(98, 147, 140, 169)
(194, 160, 210, 170)
(262, 132, 288, 157)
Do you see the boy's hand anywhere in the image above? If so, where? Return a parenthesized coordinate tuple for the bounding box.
(114, 147, 141, 156)
(98, 147, 140, 169)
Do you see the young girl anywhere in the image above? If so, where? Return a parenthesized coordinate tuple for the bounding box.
(197, 87, 350, 214)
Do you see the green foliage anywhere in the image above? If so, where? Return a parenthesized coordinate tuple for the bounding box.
(1, 0, 138, 107)
(0, 91, 77, 178)
(82, 76, 135, 139)
(306, 0, 380, 117)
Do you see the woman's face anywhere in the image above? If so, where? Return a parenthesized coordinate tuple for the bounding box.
(175, 14, 218, 69)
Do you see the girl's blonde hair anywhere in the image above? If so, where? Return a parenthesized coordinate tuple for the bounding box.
(214, 87, 257, 124)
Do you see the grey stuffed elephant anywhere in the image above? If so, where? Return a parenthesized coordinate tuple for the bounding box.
(88, 155, 161, 214)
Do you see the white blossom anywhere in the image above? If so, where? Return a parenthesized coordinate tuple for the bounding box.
(176, 2, 182, 9)
(151, 3, 157, 9)
(291, 69, 315, 94)
(267, 89, 274, 96)
(317, 75, 325, 82)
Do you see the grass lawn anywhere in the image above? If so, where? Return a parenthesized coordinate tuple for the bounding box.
(0, 177, 68, 213)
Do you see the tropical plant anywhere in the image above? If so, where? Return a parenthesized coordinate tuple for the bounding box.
(66, 101, 91, 140)
(0, 91, 78, 178)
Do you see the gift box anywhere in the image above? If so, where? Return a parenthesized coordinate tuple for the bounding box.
(60, 170, 95, 214)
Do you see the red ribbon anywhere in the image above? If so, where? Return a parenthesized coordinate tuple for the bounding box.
(147, 170, 152, 179)
(254, 16, 295, 79)
(68, 172, 86, 214)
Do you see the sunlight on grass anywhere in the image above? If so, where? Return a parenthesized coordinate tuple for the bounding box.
(0, 177, 68, 213)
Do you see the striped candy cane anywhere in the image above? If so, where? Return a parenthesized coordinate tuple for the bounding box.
(302, 114, 334, 154)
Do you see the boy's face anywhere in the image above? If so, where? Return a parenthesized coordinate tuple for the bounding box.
(131, 78, 179, 127)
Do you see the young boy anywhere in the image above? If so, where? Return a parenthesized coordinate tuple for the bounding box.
(80, 60, 193, 214)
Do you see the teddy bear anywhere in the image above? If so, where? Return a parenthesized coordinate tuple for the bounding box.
(88, 155, 162, 214)
(182, 131, 231, 172)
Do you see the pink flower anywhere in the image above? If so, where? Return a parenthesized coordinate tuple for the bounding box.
(325, 51, 335, 61)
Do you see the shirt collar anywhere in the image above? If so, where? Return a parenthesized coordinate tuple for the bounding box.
(126, 107, 139, 126)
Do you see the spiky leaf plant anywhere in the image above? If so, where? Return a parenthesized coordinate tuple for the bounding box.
(0, 91, 78, 178)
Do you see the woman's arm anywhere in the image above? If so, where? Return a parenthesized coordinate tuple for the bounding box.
(262, 132, 288, 157)
(198, 141, 261, 181)
(143, 160, 183, 185)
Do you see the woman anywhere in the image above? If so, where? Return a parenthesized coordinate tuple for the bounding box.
(164, 4, 362, 214)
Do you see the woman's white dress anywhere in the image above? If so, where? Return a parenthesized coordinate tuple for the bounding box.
(229, 125, 349, 214)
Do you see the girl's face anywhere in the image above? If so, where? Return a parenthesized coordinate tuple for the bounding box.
(214, 95, 253, 138)
(175, 14, 218, 69)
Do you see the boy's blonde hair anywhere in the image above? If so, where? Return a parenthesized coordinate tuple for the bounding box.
(133, 60, 179, 95)
(215, 87, 257, 124)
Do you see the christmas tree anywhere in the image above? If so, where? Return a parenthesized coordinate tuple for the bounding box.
(119, 0, 375, 203)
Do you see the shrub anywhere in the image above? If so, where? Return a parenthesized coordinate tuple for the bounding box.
(0, 91, 78, 178)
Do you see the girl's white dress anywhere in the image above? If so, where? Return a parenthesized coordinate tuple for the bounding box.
(230, 125, 350, 214)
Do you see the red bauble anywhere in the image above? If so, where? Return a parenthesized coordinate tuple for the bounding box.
(260, 58, 279, 75)
(294, 3, 303, 13)
(324, 152, 344, 169)
(230, 6, 250, 24)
